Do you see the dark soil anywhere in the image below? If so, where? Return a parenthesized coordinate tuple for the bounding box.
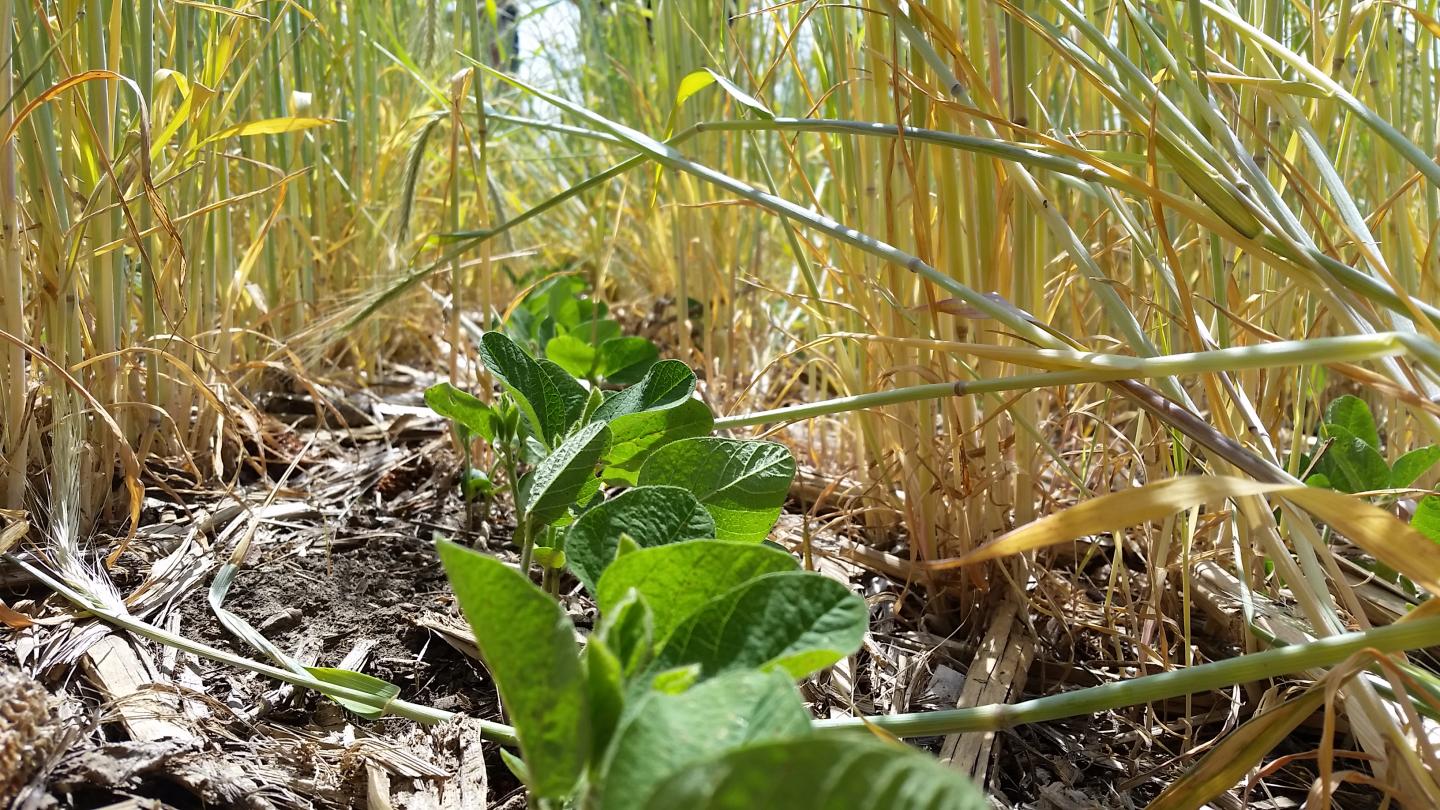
(176, 529, 498, 716)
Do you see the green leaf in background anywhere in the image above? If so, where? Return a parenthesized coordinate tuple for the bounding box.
(1413, 496, 1440, 544)
(650, 571, 867, 681)
(436, 540, 589, 798)
(571, 317, 623, 347)
(602, 398, 714, 484)
(546, 279, 585, 331)
(640, 736, 988, 810)
(424, 382, 496, 443)
(599, 670, 810, 810)
(479, 332, 567, 446)
(545, 334, 598, 379)
(1318, 425, 1391, 493)
(505, 305, 537, 349)
(539, 358, 588, 428)
(565, 485, 715, 593)
(597, 541, 799, 643)
(523, 420, 612, 528)
(599, 336, 660, 385)
(592, 359, 696, 423)
(1392, 446, 1440, 489)
(1324, 394, 1380, 450)
(638, 438, 795, 541)
(303, 666, 401, 720)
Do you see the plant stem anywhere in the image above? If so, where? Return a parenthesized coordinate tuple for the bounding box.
(518, 520, 535, 574)
(713, 333, 1424, 429)
(816, 613, 1440, 737)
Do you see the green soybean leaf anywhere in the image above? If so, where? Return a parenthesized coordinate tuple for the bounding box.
(462, 468, 495, 500)
(546, 281, 584, 331)
(639, 438, 795, 541)
(500, 749, 530, 785)
(303, 666, 401, 720)
(544, 334, 599, 379)
(1392, 446, 1440, 489)
(532, 546, 566, 569)
(651, 571, 866, 681)
(565, 485, 715, 593)
(602, 398, 714, 484)
(597, 541, 798, 642)
(599, 336, 660, 385)
(616, 534, 641, 558)
(1319, 425, 1390, 493)
(571, 317, 622, 346)
(650, 665, 699, 695)
(524, 421, 611, 528)
(505, 305, 537, 348)
(1324, 395, 1380, 450)
(436, 540, 589, 798)
(584, 639, 626, 757)
(424, 382, 497, 443)
(581, 385, 606, 424)
(1414, 496, 1440, 544)
(599, 670, 809, 810)
(539, 358, 588, 428)
(597, 589, 655, 677)
(641, 736, 988, 810)
(480, 332, 567, 446)
(592, 360, 696, 424)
